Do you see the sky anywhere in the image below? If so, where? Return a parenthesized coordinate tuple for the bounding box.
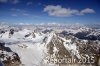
(0, 0, 100, 24)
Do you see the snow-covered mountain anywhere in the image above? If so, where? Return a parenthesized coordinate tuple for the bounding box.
(0, 24, 100, 66)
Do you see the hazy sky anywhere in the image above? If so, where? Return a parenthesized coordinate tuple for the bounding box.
(0, 0, 100, 24)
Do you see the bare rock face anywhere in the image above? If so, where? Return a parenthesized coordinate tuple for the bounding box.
(24, 33, 31, 38)
(44, 33, 100, 66)
(31, 32, 36, 38)
(44, 33, 74, 65)
(24, 32, 36, 38)
(0, 42, 21, 66)
(76, 40, 100, 66)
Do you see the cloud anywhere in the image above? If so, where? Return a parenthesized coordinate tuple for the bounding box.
(10, 0, 19, 4)
(11, 8, 27, 13)
(22, 13, 29, 16)
(11, 8, 21, 11)
(80, 8, 95, 15)
(0, 0, 19, 4)
(11, 13, 17, 16)
(10, 8, 30, 17)
(38, 3, 42, 5)
(27, 2, 32, 5)
(0, 0, 8, 3)
(44, 5, 95, 17)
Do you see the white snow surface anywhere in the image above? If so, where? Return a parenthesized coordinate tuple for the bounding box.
(0, 28, 80, 66)
(0, 29, 48, 66)
(6, 43, 46, 66)
(59, 37, 81, 59)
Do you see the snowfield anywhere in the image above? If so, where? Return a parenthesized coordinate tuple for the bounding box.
(6, 43, 46, 66)
(0, 25, 100, 66)
(0, 29, 58, 66)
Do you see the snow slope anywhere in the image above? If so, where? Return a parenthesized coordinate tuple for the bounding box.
(6, 43, 46, 66)
(0, 29, 57, 66)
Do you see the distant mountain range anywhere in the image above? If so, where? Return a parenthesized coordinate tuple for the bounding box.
(0, 23, 100, 66)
